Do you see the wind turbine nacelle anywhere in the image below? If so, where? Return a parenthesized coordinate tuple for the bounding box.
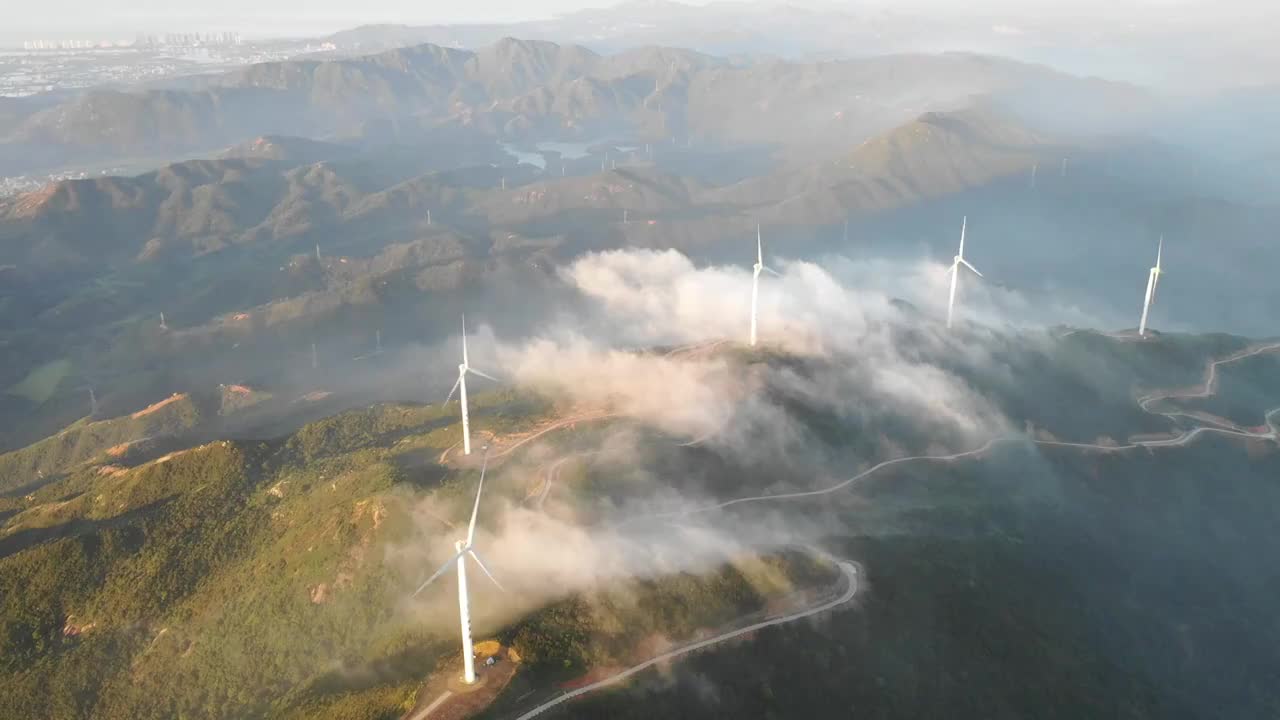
(459, 363, 468, 373)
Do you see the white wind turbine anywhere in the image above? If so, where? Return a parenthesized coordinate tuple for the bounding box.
(946, 216, 984, 329)
(749, 224, 781, 346)
(1137, 236, 1165, 337)
(413, 449, 505, 685)
(444, 316, 500, 456)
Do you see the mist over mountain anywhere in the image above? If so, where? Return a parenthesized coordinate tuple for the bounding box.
(0, 36, 1155, 179)
(2, 10, 1279, 720)
(320, 0, 1280, 89)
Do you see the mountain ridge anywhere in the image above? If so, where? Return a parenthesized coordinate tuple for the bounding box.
(0, 39, 1151, 178)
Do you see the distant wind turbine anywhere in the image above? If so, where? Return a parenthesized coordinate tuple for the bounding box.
(1030, 163, 1038, 188)
(88, 387, 97, 417)
(749, 224, 781, 346)
(444, 316, 500, 456)
(413, 448, 505, 685)
(427, 208, 432, 226)
(946, 216, 985, 329)
(1060, 157, 1068, 177)
(1137, 236, 1165, 337)
(159, 312, 167, 330)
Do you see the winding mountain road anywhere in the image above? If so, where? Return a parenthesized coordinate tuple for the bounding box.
(626, 341, 1280, 525)
(1039, 341, 1280, 451)
(500, 340, 1280, 719)
(510, 558, 860, 720)
(619, 438, 1005, 526)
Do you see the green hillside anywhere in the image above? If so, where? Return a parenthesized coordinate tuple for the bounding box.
(0, 392, 206, 494)
(0, 384, 840, 719)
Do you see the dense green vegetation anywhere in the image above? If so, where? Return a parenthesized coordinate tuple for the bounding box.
(1182, 350, 1280, 427)
(505, 551, 834, 680)
(1, 311, 1276, 720)
(0, 397, 500, 719)
(0, 392, 207, 494)
(532, 438, 1280, 720)
(0, 386, 838, 719)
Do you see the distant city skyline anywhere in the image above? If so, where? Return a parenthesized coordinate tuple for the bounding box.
(3, 0, 630, 42)
(16, 33, 245, 51)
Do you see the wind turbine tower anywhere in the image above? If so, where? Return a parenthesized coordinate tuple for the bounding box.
(946, 216, 985, 329)
(444, 316, 500, 456)
(159, 312, 167, 330)
(749, 224, 781, 346)
(1137, 237, 1165, 337)
(413, 449, 505, 684)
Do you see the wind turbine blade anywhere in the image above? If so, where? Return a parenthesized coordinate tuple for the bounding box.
(958, 216, 967, 257)
(468, 550, 506, 592)
(756, 225, 763, 265)
(960, 258, 984, 278)
(443, 375, 461, 405)
(466, 452, 489, 546)
(461, 314, 469, 367)
(763, 265, 782, 277)
(413, 550, 465, 597)
(1156, 236, 1163, 271)
(467, 367, 501, 383)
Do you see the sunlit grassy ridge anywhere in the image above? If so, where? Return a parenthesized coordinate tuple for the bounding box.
(0, 384, 836, 719)
(0, 392, 206, 494)
(0, 394, 519, 719)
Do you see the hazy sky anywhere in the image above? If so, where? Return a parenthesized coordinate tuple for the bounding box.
(8, 0, 630, 37)
(2, 0, 1246, 39)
